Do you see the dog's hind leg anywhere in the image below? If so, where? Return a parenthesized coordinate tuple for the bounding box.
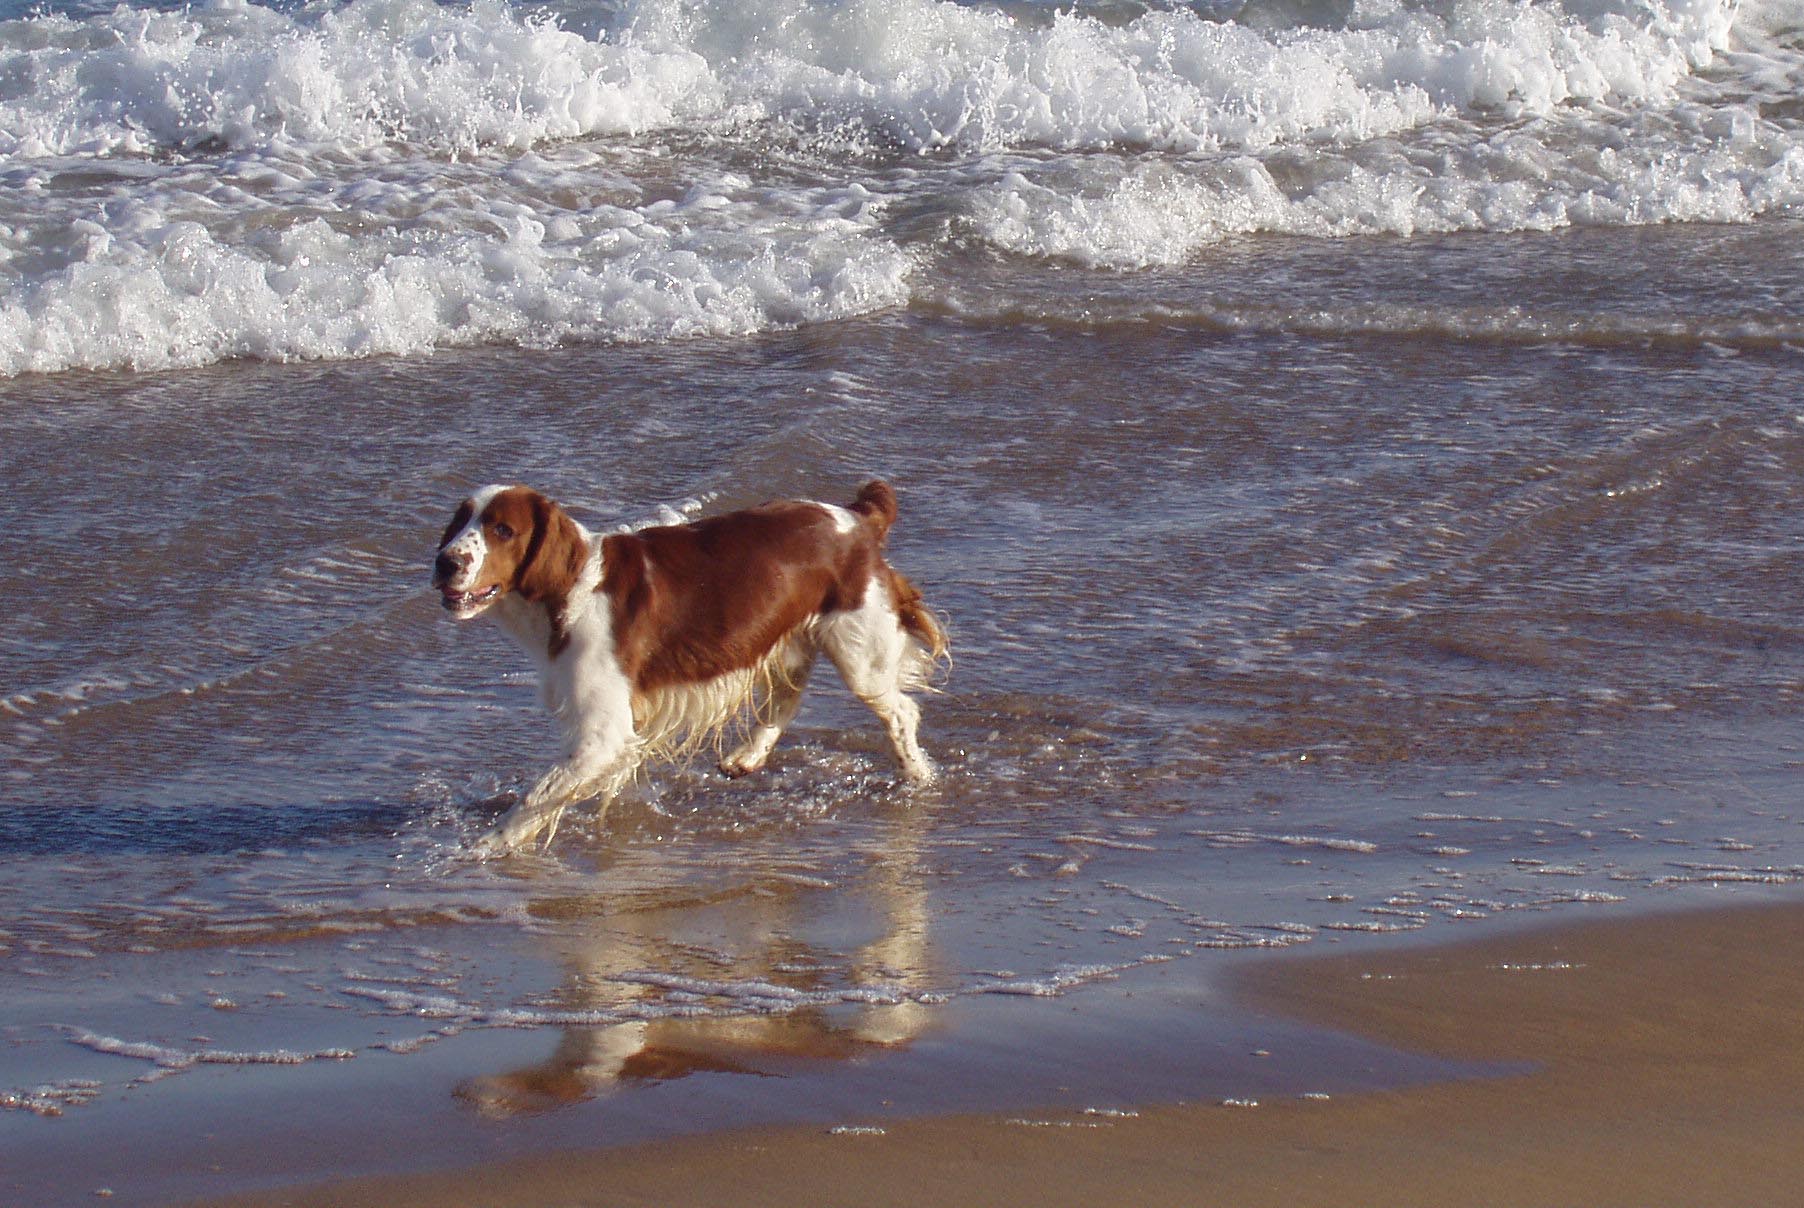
(821, 581, 936, 785)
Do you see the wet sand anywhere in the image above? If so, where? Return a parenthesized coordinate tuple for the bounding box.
(206, 897, 1804, 1208)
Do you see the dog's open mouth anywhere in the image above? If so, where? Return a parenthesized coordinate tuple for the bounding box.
(440, 584, 500, 614)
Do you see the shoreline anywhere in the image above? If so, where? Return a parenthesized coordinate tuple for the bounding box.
(201, 895, 1804, 1208)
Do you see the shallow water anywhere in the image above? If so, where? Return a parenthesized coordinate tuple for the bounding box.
(2, 0, 1804, 1200)
(5, 237, 1804, 1195)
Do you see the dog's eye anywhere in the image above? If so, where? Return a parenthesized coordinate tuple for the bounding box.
(492, 522, 515, 540)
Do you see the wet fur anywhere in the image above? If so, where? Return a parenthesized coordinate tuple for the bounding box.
(432, 481, 947, 853)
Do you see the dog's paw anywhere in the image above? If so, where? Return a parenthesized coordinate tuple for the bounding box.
(468, 827, 514, 860)
(900, 756, 938, 787)
(472, 799, 567, 857)
(719, 735, 777, 778)
(717, 753, 764, 778)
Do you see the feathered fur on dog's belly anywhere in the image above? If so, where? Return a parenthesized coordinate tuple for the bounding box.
(629, 624, 818, 762)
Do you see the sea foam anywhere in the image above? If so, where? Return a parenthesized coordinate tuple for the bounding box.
(0, 0, 1792, 374)
(0, 0, 1751, 159)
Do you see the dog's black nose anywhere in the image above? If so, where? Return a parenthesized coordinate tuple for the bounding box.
(434, 551, 460, 581)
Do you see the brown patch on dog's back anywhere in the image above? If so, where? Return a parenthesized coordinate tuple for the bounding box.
(602, 500, 883, 693)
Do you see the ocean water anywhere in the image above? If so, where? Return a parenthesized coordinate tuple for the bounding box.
(2, 0, 1803, 1199)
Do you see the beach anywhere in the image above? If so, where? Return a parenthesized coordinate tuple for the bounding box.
(201, 898, 1804, 1208)
(2, 0, 1803, 1202)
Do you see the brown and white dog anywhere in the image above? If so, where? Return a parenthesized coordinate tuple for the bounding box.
(432, 481, 947, 854)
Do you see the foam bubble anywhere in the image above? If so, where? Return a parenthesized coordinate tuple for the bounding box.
(58, 1026, 357, 1068)
(1191, 828, 1380, 853)
(0, 1079, 103, 1117)
(0, 0, 1750, 162)
(0, 0, 720, 159)
(967, 121, 1804, 269)
(0, 178, 914, 374)
(629, 0, 1738, 154)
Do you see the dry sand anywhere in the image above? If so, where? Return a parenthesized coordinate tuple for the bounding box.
(207, 899, 1804, 1208)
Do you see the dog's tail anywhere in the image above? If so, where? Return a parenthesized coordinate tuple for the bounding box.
(852, 481, 949, 689)
(889, 569, 951, 693)
(850, 480, 899, 539)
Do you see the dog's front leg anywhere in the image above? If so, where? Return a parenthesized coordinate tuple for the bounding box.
(475, 738, 637, 856)
(475, 674, 639, 856)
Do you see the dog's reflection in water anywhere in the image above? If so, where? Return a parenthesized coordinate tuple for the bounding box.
(456, 1004, 928, 1117)
(457, 831, 933, 1117)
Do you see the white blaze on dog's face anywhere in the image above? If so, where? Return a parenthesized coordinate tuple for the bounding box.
(432, 484, 590, 625)
(432, 484, 518, 620)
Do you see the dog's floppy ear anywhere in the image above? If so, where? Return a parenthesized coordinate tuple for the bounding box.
(516, 493, 586, 604)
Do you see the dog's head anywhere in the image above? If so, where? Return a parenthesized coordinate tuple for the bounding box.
(432, 485, 586, 621)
